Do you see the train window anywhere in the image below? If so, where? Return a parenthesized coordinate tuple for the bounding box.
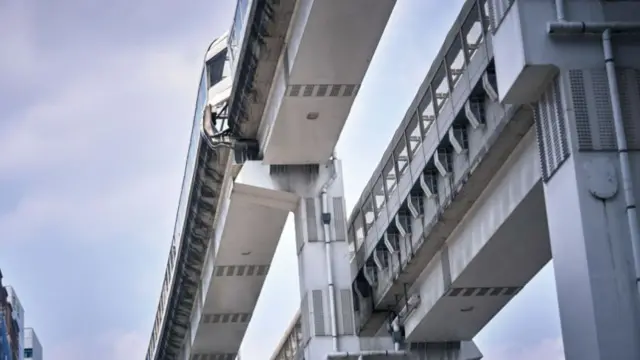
(446, 33, 466, 88)
(362, 195, 376, 234)
(352, 212, 365, 252)
(373, 176, 386, 216)
(419, 88, 436, 134)
(394, 136, 409, 177)
(206, 48, 228, 87)
(433, 64, 450, 111)
(383, 157, 397, 194)
(463, 2, 484, 61)
(406, 113, 422, 156)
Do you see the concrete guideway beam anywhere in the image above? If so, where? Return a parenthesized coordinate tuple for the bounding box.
(186, 0, 398, 355)
(259, 0, 396, 165)
(189, 162, 298, 357)
(193, 160, 360, 360)
(403, 130, 550, 342)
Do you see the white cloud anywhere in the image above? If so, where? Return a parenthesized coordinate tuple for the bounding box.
(0, 1, 37, 84)
(0, 1, 230, 356)
(0, 40, 205, 247)
(0, 45, 199, 177)
(0, 167, 179, 245)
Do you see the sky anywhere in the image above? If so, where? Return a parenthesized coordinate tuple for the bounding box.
(0, 1, 563, 359)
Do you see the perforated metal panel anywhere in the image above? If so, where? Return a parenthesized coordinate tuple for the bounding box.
(214, 264, 270, 277)
(332, 197, 346, 242)
(569, 69, 615, 151)
(270, 164, 320, 176)
(534, 76, 570, 182)
(409, 342, 461, 360)
(623, 69, 640, 148)
(311, 289, 326, 336)
(569, 67, 640, 153)
(338, 289, 355, 335)
(567, 67, 640, 155)
(445, 286, 522, 297)
(202, 312, 251, 324)
(191, 353, 236, 360)
(619, 71, 634, 145)
(301, 294, 310, 343)
(287, 84, 360, 97)
(569, 69, 593, 150)
(305, 198, 319, 242)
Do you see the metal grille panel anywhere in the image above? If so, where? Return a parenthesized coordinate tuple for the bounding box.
(332, 197, 346, 242)
(338, 289, 355, 335)
(444, 286, 522, 297)
(535, 76, 570, 182)
(306, 198, 319, 242)
(301, 294, 310, 343)
(286, 84, 360, 97)
(213, 264, 270, 277)
(202, 312, 251, 324)
(312, 289, 326, 336)
(569, 70, 593, 150)
(593, 69, 617, 150)
(624, 69, 640, 148)
(568, 68, 640, 152)
(191, 353, 236, 360)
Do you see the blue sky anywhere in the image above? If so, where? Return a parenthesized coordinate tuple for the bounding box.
(0, 1, 563, 359)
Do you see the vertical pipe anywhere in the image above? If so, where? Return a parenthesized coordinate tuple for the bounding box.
(555, 0, 565, 21)
(392, 321, 401, 351)
(321, 155, 339, 352)
(602, 28, 640, 298)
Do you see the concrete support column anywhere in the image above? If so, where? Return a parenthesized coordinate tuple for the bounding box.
(536, 73, 640, 360)
(285, 160, 362, 360)
(281, 159, 484, 360)
(406, 341, 482, 360)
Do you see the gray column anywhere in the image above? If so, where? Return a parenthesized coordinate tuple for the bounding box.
(536, 72, 640, 360)
(286, 160, 361, 360)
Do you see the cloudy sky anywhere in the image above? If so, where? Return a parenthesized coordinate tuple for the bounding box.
(0, 0, 563, 359)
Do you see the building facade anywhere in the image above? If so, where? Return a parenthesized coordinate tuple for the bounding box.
(0, 312, 11, 360)
(23, 328, 42, 360)
(0, 272, 20, 360)
(5, 288, 23, 360)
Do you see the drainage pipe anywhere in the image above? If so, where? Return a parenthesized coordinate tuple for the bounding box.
(602, 28, 640, 297)
(392, 320, 401, 351)
(321, 153, 339, 352)
(555, 0, 565, 22)
(548, 21, 640, 35)
(551, 0, 640, 33)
